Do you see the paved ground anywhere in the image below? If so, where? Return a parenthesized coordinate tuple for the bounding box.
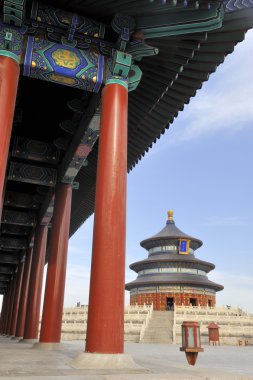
(0, 336, 253, 379)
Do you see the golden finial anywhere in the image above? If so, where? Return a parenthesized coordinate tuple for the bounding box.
(167, 210, 174, 221)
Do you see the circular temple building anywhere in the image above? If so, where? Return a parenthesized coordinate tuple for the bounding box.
(125, 211, 223, 310)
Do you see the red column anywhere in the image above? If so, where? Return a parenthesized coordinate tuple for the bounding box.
(0, 292, 8, 334)
(0, 55, 20, 220)
(15, 248, 33, 338)
(6, 273, 17, 335)
(23, 225, 48, 340)
(85, 83, 128, 354)
(39, 183, 72, 343)
(9, 260, 25, 336)
(2, 285, 11, 335)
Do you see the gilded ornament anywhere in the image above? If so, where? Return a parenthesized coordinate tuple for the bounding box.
(52, 49, 81, 69)
(49, 73, 76, 85)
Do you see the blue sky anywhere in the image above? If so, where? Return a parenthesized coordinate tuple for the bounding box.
(64, 29, 253, 313)
(1, 30, 253, 314)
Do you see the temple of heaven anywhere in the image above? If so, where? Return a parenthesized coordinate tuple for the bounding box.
(126, 211, 223, 311)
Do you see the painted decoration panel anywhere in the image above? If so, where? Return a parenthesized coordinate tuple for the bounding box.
(8, 162, 57, 187)
(0, 237, 27, 250)
(62, 112, 100, 183)
(23, 36, 104, 92)
(2, 210, 37, 227)
(12, 137, 60, 164)
(33, 3, 105, 38)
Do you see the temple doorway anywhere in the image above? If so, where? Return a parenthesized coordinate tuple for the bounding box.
(166, 297, 174, 310)
(208, 299, 212, 307)
(190, 298, 197, 306)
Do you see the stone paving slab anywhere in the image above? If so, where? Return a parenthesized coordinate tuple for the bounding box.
(0, 336, 253, 379)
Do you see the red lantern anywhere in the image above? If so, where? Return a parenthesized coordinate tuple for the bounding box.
(180, 321, 204, 365)
(207, 322, 220, 345)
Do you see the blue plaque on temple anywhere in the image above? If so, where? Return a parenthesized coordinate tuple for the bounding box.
(180, 240, 187, 252)
(179, 239, 189, 255)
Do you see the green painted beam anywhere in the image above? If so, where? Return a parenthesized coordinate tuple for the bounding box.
(135, 3, 224, 38)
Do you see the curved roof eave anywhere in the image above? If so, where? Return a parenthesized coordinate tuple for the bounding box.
(125, 277, 224, 292)
(69, 8, 253, 236)
(129, 255, 215, 273)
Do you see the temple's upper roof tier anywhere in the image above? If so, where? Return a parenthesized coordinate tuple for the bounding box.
(140, 211, 203, 251)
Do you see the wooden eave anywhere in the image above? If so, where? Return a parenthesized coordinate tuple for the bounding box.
(69, 8, 253, 235)
(0, 3, 253, 290)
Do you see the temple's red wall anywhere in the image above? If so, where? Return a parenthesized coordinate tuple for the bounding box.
(130, 293, 216, 310)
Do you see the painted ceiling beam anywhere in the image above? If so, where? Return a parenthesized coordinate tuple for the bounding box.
(0, 237, 27, 250)
(35, 93, 100, 233)
(0, 254, 20, 264)
(4, 191, 41, 210)
(60, 93, 100, 184)
(0, 265, 14, 274)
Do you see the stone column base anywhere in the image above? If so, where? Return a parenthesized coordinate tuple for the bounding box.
(70, 353, 141, 369)
(19, 338, 38, 344)
(10, 337, 22, 341)
(32, 342, 67, 350)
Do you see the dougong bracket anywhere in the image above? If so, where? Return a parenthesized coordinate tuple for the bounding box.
(111, 14, 135, 51)
(0, 21, 26, 62)
(105, 50, 142, 92)
(3, 0, 26, 27)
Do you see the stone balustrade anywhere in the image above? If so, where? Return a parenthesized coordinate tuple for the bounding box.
(60, 304, 153, 342)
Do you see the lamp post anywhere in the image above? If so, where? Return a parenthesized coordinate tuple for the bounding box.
(180, 321, 203, 365)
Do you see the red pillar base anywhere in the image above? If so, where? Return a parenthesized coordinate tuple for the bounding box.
(19, 338, 38, 344)
(32, 342, 67, 351)
(70, 353, 139, 370)
(10, 337, 22, 341)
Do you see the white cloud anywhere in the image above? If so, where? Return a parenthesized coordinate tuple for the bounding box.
(148, 29, 253, 152)
(125, 269, 137, 283)
(125, 270, 138, 305)
(64, 263, 90, 307)
(202, 216, 246, 227)
(177, 30, 253, 140)
(173, 82, 253, 143)
(64, 265, 136, 307)
(211, 271, 253, 313)
(67, 264, 90, 280)
(68, 245, 85, 255)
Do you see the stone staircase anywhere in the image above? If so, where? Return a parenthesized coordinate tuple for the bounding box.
(140, 311, 174, 344)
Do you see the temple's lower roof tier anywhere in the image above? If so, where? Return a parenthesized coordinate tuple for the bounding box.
(125, 273, 224, 292)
